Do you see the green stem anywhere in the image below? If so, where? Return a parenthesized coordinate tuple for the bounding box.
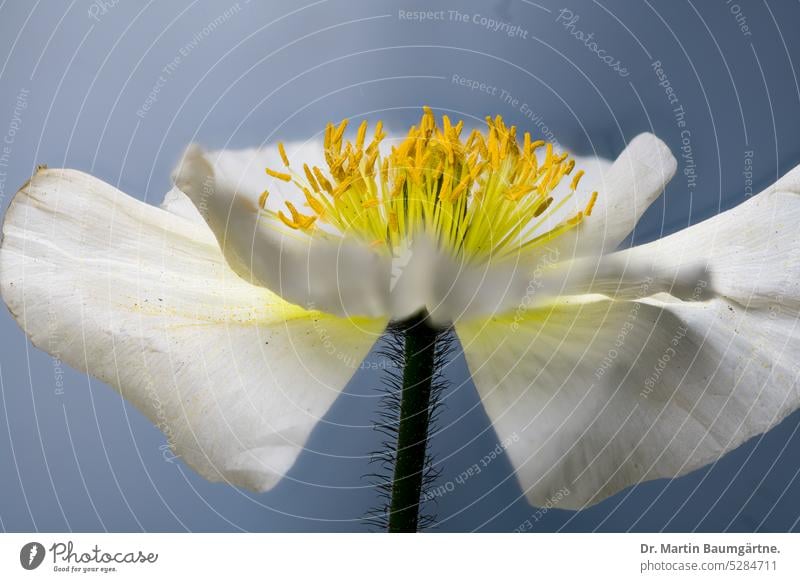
(388, 311, 438, 533)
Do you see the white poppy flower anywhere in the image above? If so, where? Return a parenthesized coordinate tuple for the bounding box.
(2, 109, 799, 511)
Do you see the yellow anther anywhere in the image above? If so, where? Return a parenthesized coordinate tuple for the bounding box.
(285, 201, 302, 221)
(470, 161, 487, 181)
(333, 176, 354, 198)
(313, 167, 333, 194)
(533, 196, 554, 217)
(261, 108, 597, 260)
(277, 210, 297, 229)
(304, 189, 326, 217)
(422, 106, 435, 131)
(488, 137, 500, 170)
(355, 120, 368, 151)
(390, 174, 406, 198)
(278, 201, 316, 230)
(324, 122, 332, 146)
(364, 149, 380, 176)
(544, 143, 554, 166)
(303, 163, 320, 192)
(277, 142, 290, 167)
(348, 147, 363, 167)
(450, 175, 471, 201)
(584, 191, 599, 216)
(265, 167, 292, 182)
(258, 189, 269, 209)
(499, 130, 509, 158)
(442, 115, 452, 137)
(333, 119, 349, 144)
(381, 157, 390, 183)
(570, 169, 585, 191)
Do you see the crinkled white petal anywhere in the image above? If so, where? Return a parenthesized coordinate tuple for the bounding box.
(618, 163, 800, 308)
(456, 164, 800, 508)
(172, 144, 391, 318)
(161, 186, 208, 227)
(405, 235, 710, 327)
(0, 169, 386, 492)
(539, 133, 677, 261)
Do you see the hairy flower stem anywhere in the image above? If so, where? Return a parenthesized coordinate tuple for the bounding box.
(388, 311, 439, 532)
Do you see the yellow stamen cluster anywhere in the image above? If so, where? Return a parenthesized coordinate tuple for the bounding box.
(264, 108, 597, 260)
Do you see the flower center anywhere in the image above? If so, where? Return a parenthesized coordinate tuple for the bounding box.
(262, 108, 597, 261)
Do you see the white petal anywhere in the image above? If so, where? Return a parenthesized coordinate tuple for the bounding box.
(413, 238, 709, 326)
(455, 164, 800, 508)
(0, 169, 386, 492)
(617, 162, 800, 307)
(172, 144, 391, 318)
(543, 133, 677, 260)
(457, 297, 799, 509)
(160, 186, 208, 227)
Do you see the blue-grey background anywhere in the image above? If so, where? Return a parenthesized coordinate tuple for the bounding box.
(1, 0, 799, 532)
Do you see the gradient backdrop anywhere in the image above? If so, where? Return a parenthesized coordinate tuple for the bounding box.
(1, 0, 800, 532)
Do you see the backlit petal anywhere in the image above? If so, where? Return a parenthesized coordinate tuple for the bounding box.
(0, 169, 386, 492)
(456, 164, 800, 508)
(172, 144, 391, 318)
